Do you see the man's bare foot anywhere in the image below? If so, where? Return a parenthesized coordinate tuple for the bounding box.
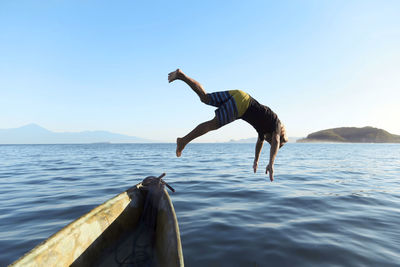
(168, 69, 183, 83)
(176, 137, 186, 157)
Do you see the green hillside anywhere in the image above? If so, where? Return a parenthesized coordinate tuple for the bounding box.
(297, 127, 400, 143)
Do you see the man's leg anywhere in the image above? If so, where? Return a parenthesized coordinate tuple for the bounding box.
(168, 69, 210, 104)
(176, 116, 220, 157)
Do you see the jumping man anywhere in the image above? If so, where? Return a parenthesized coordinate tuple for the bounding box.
(168, 69, 288, 181)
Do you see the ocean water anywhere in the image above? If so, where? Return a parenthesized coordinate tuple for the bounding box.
(0, 143, 399, 266)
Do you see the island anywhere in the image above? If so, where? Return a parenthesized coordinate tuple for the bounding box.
(297, 126, 400, 143)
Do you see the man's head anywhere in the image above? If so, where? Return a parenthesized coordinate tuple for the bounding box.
(279, 124, 288, 148)
(263, 124, 288, 148)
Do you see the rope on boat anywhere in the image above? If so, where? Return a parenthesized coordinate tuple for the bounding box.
(115, 173, 174, 267)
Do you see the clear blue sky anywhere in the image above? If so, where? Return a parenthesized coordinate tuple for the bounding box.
(1, 0, 399, 142)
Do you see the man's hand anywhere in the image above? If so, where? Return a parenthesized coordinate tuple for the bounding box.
(266, 164, 274, 182)
(253, 160, 258, 173)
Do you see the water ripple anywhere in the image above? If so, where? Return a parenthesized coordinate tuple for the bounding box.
(1, 143, 400, 266)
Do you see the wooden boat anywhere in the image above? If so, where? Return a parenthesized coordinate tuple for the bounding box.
(10, 173, 184, 267)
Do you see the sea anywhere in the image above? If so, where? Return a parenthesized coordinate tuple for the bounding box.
(0, 143, 399, 266)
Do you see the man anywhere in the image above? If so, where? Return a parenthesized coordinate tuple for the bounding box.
(168, 69, 288, 181)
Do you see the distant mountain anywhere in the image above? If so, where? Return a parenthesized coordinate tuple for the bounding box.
(297, 126, 400, 143)
(228, 136, 300, 143)
(0, 124, 153, 144)
(229, 137, 258, 143)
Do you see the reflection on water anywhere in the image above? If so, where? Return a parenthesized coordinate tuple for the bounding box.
(1, 143, 400, 266)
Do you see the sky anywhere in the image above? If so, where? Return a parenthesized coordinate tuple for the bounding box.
(1, 0, 399, 142)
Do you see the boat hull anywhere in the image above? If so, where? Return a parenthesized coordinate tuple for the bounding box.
(10, 182, 183, 267)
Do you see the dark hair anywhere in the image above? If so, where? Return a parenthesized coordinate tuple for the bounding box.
(279, 124, 288, 148)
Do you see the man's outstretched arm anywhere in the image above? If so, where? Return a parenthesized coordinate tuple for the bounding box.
(266, 132, 280, 182)
(253, 137, 264, 173)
